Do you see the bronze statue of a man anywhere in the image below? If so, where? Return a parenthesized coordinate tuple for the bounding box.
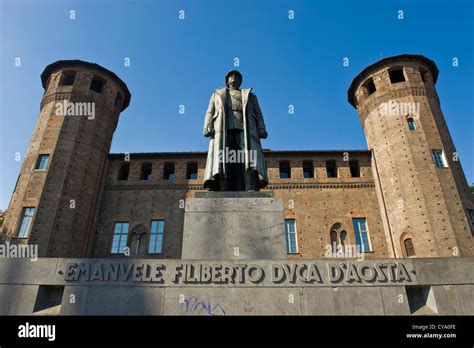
(202, 70, 269, 191)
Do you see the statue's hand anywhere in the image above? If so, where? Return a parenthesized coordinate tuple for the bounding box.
(203, 127, 214, 137)
(259, 129, 268, 139)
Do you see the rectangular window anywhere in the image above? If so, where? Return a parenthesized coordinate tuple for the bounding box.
(35, 154, 49, 170)
(279, 161, 291, 179)
(17, 207, 36, 238)
(349, 160, 360, 177)
(407, 118, 416, 131)
(140, 163, 152, 180)
(352, 218, 372, 252)
(59, 71, 76, 86)
(326, 161, 337, 178)
(111, 222, 129, 254)
(432, 150, 448, 168)
(303, 161, 314, 178)
(285, 219, 298, 254)
(164, 163, 175, 181)
(186, 163, 198, 179)
(149, 220, 165, 254)
(90, 77, 104, 93)
(362, 78, 376, 96)
(389, 68, 406, 84)
(118, 163, 130, 181)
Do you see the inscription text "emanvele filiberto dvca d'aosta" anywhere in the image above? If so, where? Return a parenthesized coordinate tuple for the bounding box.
(63, 261, 415, 286)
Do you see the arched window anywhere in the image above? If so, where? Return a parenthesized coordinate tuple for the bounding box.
(129, 225, 147, 256)
(330, 223, 346, 254)
(330, 231, 338, 252)
(403, 238, 416, 257)
(407, 117, 416, 131)
(118, 163, 130, 181)
(340, 230, 347, 247)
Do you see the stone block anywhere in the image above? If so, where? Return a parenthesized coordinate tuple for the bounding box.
(163, 287, 303, 315)
(83, 286, 165, 315)
(182, 197, 287, 259)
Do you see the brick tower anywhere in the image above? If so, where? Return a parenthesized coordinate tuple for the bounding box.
(1, 60, 131, 257)
(348, 54, 474, 258)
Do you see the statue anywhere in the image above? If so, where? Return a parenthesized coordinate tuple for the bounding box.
(202, 70, 269, 191)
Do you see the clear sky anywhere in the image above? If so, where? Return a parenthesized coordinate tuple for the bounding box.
(0, 0, 473, 210)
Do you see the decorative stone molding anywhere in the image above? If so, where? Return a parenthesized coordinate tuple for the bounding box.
(104, 182, 375, 191)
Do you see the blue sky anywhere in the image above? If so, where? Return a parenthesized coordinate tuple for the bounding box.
(0, 0, 473, 209)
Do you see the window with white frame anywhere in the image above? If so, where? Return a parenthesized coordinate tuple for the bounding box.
(149, 220, 165, 254)
(352, 218, 372, 252)
(17, 207, 36, 238)
(285, 219, 298, 254)
(35, 154, 49, 170)
(111, 222, 129, 254)
(432, 150, 448, 168)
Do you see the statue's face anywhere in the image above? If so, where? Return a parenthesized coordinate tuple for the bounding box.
(227, 73, 241, 88)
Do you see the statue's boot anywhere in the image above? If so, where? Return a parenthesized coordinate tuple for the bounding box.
(219, 176, 230, 191)
(244, 171, 257, 191)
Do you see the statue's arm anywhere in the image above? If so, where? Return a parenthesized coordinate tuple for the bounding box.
(203, 93, 216, 137)
(253, 94, 268, 139)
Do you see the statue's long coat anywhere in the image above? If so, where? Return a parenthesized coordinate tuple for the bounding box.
(202, 87, 268, 190)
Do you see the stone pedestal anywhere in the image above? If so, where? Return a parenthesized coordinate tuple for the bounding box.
(182, 191, 287, 260)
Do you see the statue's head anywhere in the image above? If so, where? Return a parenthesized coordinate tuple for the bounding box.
(225, 70, 242, 88)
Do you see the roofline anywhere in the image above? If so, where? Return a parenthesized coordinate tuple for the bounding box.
(108, 149, 372, 159)
(347, 54, 439, 108)
(41, 60, 131, 111)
